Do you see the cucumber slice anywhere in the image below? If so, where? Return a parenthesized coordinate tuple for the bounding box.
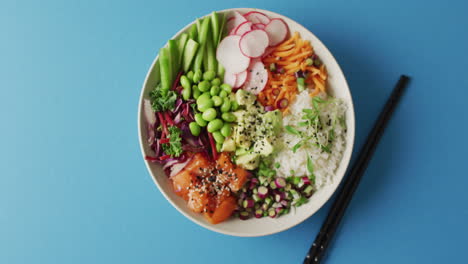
(189, 24, 198, 41)
(206, 34, 217, 72)
(210, 11, 220, 47)
(182, 39, 199, 73)
(168, 39, 179, 79)
(159, 47, 172, 92)
(177, 33, 188, 66)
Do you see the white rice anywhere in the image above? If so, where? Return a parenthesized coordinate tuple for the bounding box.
(273, 90, 347, 189)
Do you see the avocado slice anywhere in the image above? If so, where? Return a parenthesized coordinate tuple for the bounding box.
(236, 153, 260, 170)
(235, 89, 256, 106)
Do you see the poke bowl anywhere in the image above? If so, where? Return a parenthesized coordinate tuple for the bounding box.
(138, 8, 355, 237)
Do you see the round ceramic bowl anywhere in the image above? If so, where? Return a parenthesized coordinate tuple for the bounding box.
(138, 8, 355, 237)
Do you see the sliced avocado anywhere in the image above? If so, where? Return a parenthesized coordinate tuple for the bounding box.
(236, 89, 256, 106)
(235, 125, 251, 149)
(236, 153, 260, 170)
(263, 110, 283, 135)
(221, 137, 236, 152)
(253, 138, 274, 156)
(232, 110, 246, 123)
(235, 147, 249, 156)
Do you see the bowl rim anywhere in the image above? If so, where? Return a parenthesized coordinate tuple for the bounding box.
(137, 7, 355, 237)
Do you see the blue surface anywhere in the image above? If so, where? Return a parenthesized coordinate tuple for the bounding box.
(1, 0, 467, 263)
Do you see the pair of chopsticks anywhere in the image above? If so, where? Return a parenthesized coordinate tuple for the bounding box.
(303, 75, 411, 264)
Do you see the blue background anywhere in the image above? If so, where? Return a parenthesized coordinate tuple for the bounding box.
(1, 0, 467, 263)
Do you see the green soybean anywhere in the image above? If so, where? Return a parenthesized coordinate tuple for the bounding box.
(220, 123, 232, 137)
(180, 75, 191, 90)
(220, 98, 231, 113)
(212, 96, 223, 106)
(193, 69, 202, 83)
(231, 100, 239, 111)
(212, 131, 225, 143)
(189, 122, 201, 136)
(211, 78, 221, 86)
(197, 93, 213, 112)
(186, 71, 194, 82)
(221, 112, 236, 122)
(182, 87, 191, 100)
(203, 70, 216, 81)
(216, 142, 222, 152)
(210, 85, 220, 96)
(198, 80, 211, 92)
(193, 85, 201, 99)
(219, 90, 228, 98)
(207, 119, 223, 132)
(194, 113, 207, 127)
(202, 108, 217, 121)
(221, 83, 232, 93)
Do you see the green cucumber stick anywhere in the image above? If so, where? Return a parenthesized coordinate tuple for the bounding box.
(196, 18, 202, 42)
(177, 33, 188, 65)
(210, 11, 220, 47)
(206, 35, 217, 72)
(193, 43, 205, 73)
(189, 24, 198, 40)
(168, 39, 179, 79)
(159, 47, 172, 93)
(217, 12, 227, 45)
(182, 39, 199, 73)
(199, 17, 211, 46)
(203, 43, 209, 72)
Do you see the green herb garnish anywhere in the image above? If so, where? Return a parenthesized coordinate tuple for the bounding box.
(162, 126, 183, 157)
(149, 84, 178, 112)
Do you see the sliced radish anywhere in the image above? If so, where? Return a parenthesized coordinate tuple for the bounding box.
(216, 35, 250, 74)
(233, 71, 247, 88)
(234, 21, 252, 36)
(239, 29, 269, 58)
(242, 59, 268, 95)
(228, 27, 237, 35)
(252, 23, 266, 30)
(226, 11, 248, 33)
(264, 18, 289, 46)
(244, 11, 271, 25)
(224, 71, 237, 88)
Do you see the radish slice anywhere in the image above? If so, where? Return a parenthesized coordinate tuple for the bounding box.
(252, 23, 266, 30)
(224, 71, 237, 87)
(239, 29, 269, 58)
(226, 11, 248, 33)
(233, 71, 247, 88)
(264, 18, 288, 46)
(216, 35, 250, 74)
(234, 21, 252, 36)
(242, 59, 268, 95)
(244, 11, 271, 25)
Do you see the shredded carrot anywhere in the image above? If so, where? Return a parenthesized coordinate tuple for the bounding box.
(259, 32, 328, 113)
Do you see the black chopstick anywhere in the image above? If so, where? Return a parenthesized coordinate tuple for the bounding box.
(303, 75, 410, 264)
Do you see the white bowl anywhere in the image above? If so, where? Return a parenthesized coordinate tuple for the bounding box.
(138, 8, 355, 237)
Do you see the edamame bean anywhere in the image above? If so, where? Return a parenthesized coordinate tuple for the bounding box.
(202, 108, 217, 121)
(182, 87, 191, 100)
(194, 113, 207, 127)
(189, 122, 201, 136)
(212, 131, 225, 143)
(220, 123, 232, 137)
(193, 69, 202, 83)
(216, 142, 222, 152)
(193, 85, 201, 99)
(212, 96, 223, 106)
(221, 83, 232, 93)
(180, 75, 191, 90)
(211, 78, 221, 86)
(219, 90, 228, 98)
(210, 85, 220, 96)
(221, 112, 236, 122)
(207, 119, 223, 132)
(203, 70, 216, 81)
(197, 99, 213, 112)
(220, 98, 231, 113)
(186, 71, 194, 82)
(198, 80, 211, 92)
(231, 100, 239, 111)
